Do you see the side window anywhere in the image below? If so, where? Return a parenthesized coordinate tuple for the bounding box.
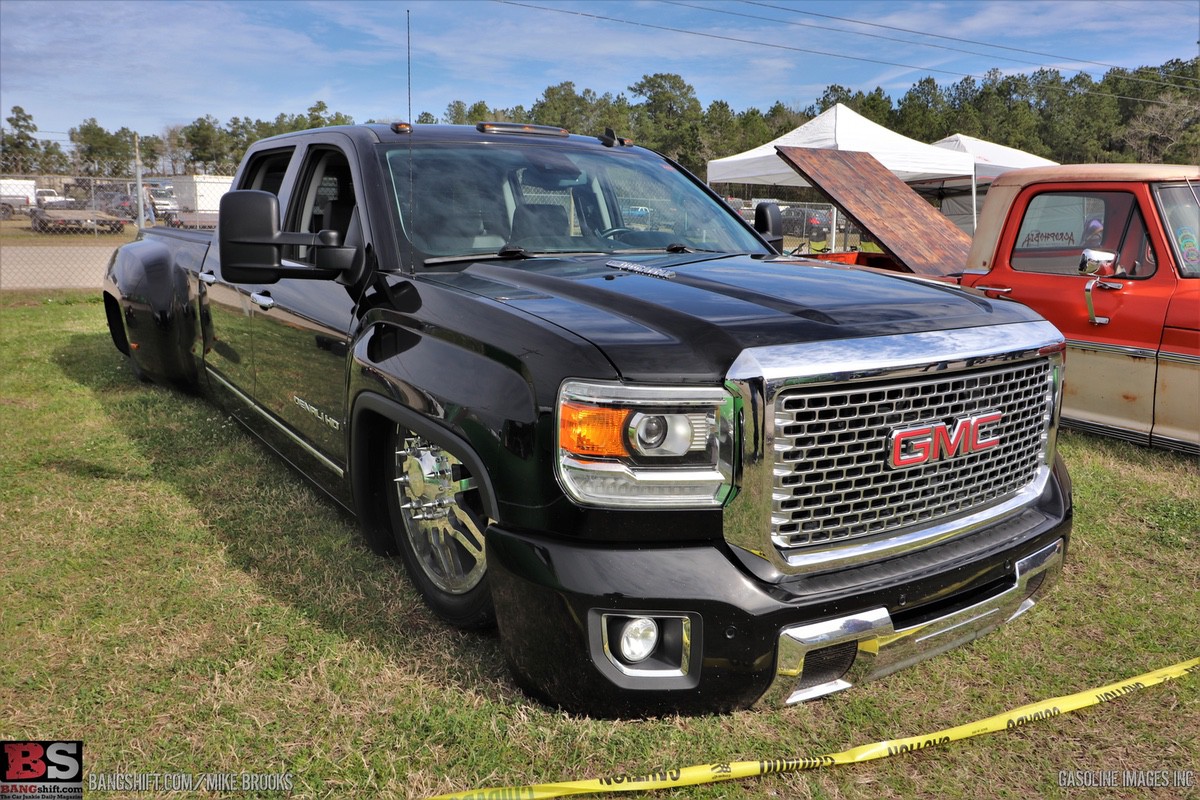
(1113, 206, 1157, 278)
(239, 149, 294, 195)
(284, 148, 358, 264)
(1009, 191, 1149, 276)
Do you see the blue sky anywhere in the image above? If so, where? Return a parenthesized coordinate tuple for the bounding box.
(1, 0, 1196, 145)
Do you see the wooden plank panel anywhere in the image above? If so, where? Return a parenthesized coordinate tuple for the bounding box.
(775, 146, 972, 276)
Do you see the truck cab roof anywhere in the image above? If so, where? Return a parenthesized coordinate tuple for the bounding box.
(250, 121, 643, 153)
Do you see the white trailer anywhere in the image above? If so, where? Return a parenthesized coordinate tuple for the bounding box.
(168, 175, 233, 213)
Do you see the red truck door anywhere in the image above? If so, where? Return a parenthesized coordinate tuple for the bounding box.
(962, 184, 1177, 446)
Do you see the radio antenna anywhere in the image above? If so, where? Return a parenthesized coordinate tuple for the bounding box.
(407, 9, 412, 124)
(405, 8, 415, 274)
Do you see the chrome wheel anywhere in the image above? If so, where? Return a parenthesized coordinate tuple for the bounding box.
(393, 433, 487, 595)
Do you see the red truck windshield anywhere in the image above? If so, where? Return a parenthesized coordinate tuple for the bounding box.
(1154, 181, 1200, 278)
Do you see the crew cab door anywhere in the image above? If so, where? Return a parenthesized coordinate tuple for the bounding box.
(961, 184, 1179, 445)
(245, 140, 364, 476)
(202, 148, 297, 420)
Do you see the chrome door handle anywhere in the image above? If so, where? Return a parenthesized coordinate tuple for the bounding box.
(1084, 278, 1122, 325)
(972, 285, 1012, 294)
(250, 292, 275, 310)
(198, 271, 216, 285)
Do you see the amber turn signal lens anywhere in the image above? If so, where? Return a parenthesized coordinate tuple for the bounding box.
(559, 401, 630, 458)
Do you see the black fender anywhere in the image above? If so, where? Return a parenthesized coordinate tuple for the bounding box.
(349, 392, 502, 556)
(342, 280, 717, 543)
(345, 299, 566, 528)
(103, 237, 200, 388)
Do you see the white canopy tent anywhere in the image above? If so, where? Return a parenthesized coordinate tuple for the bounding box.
(706, 104, 977, 235)
(926, 134, 1059, 232)
(707, 104, 976, 187)
(931, 133, 1059, 183)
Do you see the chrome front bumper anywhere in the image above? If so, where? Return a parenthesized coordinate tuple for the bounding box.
(759, 538, 1065, 706)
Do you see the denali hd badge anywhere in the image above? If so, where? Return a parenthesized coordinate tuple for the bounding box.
(887, 412, 1003, 468)
(606, 260, 676, 279)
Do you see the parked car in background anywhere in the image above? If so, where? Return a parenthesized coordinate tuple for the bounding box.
(0, 178, 36, 219)
(780, 206, 830, 240)
(958, 164, 1199, 454)
(98, 192, 137, 219)
(35, 188, 75, 209)
(149, 186, 179, 216)
(773, 147, 1199, 455)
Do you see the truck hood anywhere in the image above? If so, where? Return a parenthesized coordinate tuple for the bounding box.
(425, 252, 1043, 382)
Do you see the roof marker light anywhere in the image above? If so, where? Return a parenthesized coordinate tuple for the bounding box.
(475, 121, 569, 137)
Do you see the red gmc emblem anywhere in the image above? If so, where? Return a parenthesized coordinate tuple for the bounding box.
(887, 412, 1003, 468)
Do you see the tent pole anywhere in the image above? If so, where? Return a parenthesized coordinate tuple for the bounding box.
(971, 166, 978, 234)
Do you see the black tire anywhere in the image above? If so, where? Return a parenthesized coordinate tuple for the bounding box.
(387, 424, 494, 629)
(0, 205, 12, 221)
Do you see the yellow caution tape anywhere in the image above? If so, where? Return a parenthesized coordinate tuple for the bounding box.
(428, 656, 1198, 800)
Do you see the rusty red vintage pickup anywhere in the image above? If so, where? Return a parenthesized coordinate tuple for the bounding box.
(774, 148, 1199, 454)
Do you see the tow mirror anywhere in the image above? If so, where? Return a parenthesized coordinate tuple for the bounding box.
(218, 190, 350, 284)
(219, 191, 282, 283)
(754, 202, 784, 253)
(1078, 248, 1117, 276)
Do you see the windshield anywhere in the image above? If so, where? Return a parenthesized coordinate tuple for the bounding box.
(382, 141, 769, 262)
(1153, 181, 1200, 278)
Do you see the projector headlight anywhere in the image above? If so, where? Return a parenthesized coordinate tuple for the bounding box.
(555, 380, 738, 508)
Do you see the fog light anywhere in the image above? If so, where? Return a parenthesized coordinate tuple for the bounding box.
(619, 617, 659, 663)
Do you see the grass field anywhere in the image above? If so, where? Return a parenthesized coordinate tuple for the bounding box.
(0, 290, 1196, 800)
(0, 216, 138, 245)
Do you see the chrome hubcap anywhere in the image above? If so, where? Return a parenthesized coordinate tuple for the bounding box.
(394, 434, 485, 594)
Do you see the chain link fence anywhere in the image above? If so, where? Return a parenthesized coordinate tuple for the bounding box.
(0, 163, 231, 290)
(733, 199, 864, 254)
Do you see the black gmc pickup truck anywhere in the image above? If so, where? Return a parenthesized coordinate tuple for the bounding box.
(103, 122, 1071, 715)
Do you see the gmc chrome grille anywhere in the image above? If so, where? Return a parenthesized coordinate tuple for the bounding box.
(772, 359, 1052, 550)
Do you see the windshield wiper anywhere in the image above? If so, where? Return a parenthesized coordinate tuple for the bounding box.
(668, 244, 736, 254)
(422, 245, 609, 266)
(421, 245, 533, 266)
(421, 253, 494, 266)
(605, 244, 731, 255)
